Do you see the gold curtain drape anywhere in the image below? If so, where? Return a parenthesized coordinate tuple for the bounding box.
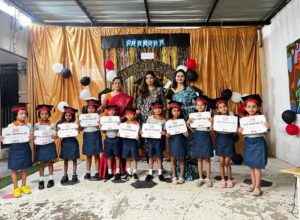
(27, 25, 261, 156)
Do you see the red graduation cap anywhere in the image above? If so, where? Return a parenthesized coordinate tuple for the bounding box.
(11, 103, 27, 112)
(35, 104, 54, 112)
(241, 94, 262, 106)
(151, 102, 163, 109)
(169, 101, 183, 109)
(125, 108, 136, 115)
(86, 98, 101, 107)
(64, 106, 78, 114)
(104, 104, 118, 111)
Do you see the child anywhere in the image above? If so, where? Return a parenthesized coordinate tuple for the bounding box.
(80, 99, 103, 180)
(0, 103, 33, 198)
(144, 102, 166, 182)
(166, 101, 189, 184)
(121, 108, 139, 181)
(34, 104, 58, 189)
(213, 97, 235, 188)
(187, 96, 213, 187)
(239, 94, 269, 196)
(58, 106, 80, 184)
(101, 104, 121, 181)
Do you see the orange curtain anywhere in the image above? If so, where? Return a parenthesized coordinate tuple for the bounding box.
(27, 25, 261, 156)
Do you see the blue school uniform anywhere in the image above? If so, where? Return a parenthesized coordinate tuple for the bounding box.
(104, 130, 121, 157)
(122, 138, 138, 159)
(34, 122, 57, 162)
(60, 136, 80, 160)
(215, 132, 234, 157)
(7, 123, 33, 170)
(82, 126, 103, 156)
(244, 135, 268, 169)
(192, 128, 213, 158)
(168, 134, 187, 157)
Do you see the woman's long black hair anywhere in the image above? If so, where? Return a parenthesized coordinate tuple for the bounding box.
(138, 70, 161, 99)
(56, 112, 76, 125)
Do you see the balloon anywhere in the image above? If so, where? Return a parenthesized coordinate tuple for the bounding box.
(231, 92, 242, 103)
(282, 110, 297, 124)
(186, 69, 198, 82)
(80, 76, 91, 86)
(176, 65, 187, 72)
(286, 124, 299, 135)
(105, 60, 115, 70)
(52, 63, 63, 73)
(186, 59, 196, 70)
(80, 89, 91, 100)
(106, 70, 117, 82)
(58, 101, 68, 113)
(221, 89, 233, 99)
(190, 86, 203, 96)
(61, 68, 71, 78)
(239, 103, 245, 115)
(231, 154, 243, 165)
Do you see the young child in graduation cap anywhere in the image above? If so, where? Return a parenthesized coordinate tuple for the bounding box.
(238, 94, 270, 196)
(212, 97, 235, 188)
(57, 106, 80, 184)
(186, 95, 214, 187)
(80, 99, 103, 180)
(34, 104, 58, 190)
(166, 101, 189, 185)
(0, 103, 34, 198)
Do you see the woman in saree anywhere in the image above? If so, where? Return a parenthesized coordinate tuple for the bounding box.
(98, 77, 133, 179)
(166, 69, 198, 181)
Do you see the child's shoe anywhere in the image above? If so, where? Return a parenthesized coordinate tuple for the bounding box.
(122, 172, 132, 181)
(114, 173, 121, 181)
(106, 173, 113, 180)
(60, 175, 69, 184)
(196, 178, 204, 187)
(47, 180, 55, 188)
(226, 179, 233, 188)
(172, 177, 177, 184)
(93, 173, 99, 179)
(133, 173, 139, 182)
(158, 174, 165, 182)
(220, 179, 226, 188)
(145, 174, 153, 181)
(72, 174, 79, 183)
(21, 186, 31, 194)
(252, 188, 262, 196)
(205, 178, 213, 187)
(38, 181, 45, 190)
(13, 188, 22, 198)
(246, 185, 255, 192)
(84, 173, 91, 180)
(177, 177, 184, 184)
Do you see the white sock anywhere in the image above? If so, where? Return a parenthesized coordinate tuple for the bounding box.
(40, 176, 44, 181)
(108, 169, 112, 174)
(49, 175, 53, 180)
(116, 168, 120, 174)
(158, 169, 162, 175)
(126, 168, 131, 174)
(133, 169, 137, 174)
(149, 169, 153, 175)
(86, 171, 90, 174)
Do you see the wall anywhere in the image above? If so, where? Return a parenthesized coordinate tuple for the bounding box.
(261, 0, 300, 166)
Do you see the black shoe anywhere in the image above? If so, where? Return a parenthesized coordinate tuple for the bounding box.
(84, 173, 91, 180)
(106, 173, 113, 180)
(47, 180, 55, 188)
(133, 173, 139, 181)
(145, 174, 153, 182)
(93, 173, 99, 179)
(114, 173, 121, 181)
(60, 175, 69, 184)
(158, 174, 165, 182)
(72, 174, 79, 183)
(122, 172, 131, 180)
(38, 181, 45, 190)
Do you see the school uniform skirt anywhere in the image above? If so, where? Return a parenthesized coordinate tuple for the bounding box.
(244, 136, 268, 169)
(192, 131, 213, 158)
(215, 133, 234, 157)
(8, 142, 32, 170)
(35, 142, 57, 162)
(169, 134, 187, 157)
(122, 138, 138, 159)
(104, 137, 121, 157)
(146, 138, 164, 158)
(82, 131, 103, 156)
(60, 137, 80, 160)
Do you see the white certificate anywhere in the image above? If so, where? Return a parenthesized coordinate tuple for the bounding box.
(100, 116, 120, 130)
(118, 123, 139, 139)
(165, 119, 187, 135)
(79, 113, 99, 127)
(189, 112, 211, 128)
(213, 115, 238, 133)
(57, 123, 79, 138)
(142, 123, 162, 139)
(2, 126, 30, 144)
(34, 130, 55, 145)
(240, 115, 267, 135)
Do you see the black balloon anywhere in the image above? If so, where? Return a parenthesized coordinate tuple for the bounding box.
(221, 89, 233, 99)
(61, 68, 71, 78)
(231, 154, 243, 165)
(282, 110, 297, 124)
(80, 76, 91, 86)
(186, 69, 198, 82)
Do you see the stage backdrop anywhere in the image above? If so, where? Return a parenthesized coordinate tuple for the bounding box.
(26, 25, 261, 157)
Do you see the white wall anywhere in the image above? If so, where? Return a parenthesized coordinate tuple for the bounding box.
(261, 0, 300, 166)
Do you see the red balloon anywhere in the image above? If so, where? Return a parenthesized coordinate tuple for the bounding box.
(186, 59, 197, 70)
(286, 124, 300, 135)
(239, 103, 245, 115)
(105, 60, 114, 70)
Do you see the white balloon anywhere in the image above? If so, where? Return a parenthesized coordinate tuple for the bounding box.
(106, 70, 117, 82)
(231, 92, 242, 103)
(52, 63, 63, 73)
(176, 65, 187, 72)
(58, 101, 68, 112)
(80, 89, 91, 100)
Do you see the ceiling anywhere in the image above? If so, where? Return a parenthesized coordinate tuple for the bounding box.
(5, 0, 291, 26)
